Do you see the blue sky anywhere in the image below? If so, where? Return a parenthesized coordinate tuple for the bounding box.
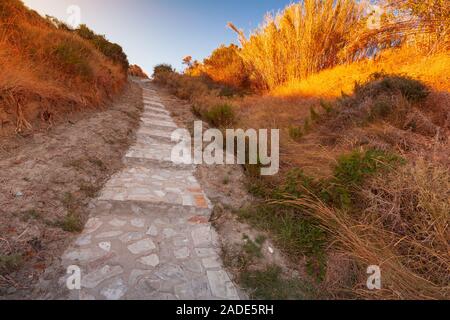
(23, 0, 293, 74)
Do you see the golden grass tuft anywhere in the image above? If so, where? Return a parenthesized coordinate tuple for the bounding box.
(228, 0, 363, 90)
(272, 47, 450, 98)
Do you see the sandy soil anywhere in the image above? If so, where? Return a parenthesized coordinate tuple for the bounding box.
(0, 81, 143, 299)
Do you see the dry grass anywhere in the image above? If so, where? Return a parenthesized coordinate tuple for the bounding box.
(273, 47, 450, 98)
(281, 159, 449, 300)
(0, 0, 126, 135)
(228, 0, 364, 90)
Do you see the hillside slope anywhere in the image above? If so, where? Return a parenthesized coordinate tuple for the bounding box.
(0, 0, 127, 136)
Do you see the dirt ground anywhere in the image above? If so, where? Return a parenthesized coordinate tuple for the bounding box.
(0, 81, 143, 299)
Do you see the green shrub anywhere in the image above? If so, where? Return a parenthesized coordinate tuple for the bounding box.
(153, 63, 175, 77)
(310, 107, 320, 122)
(320, 100, 334, 113)
(58, 213, 83, 233)
(75, 24, 128, 70)
(0, 254, 23, 275)
(356, 73, 429, 103)
(289, 126, 303, 141)
(240, 265, 313, 300)
(192, 104, 204, 118)
(370, 96, 393, 120)
(239, 204, 326, 259)
(322, 149, 405, 208)
(273, 168, 315, 199)
(303, 118, 311, 133)
(204, 103, 235, 127)
(53, 42, 92, 78)
(334, 149, 403, 186)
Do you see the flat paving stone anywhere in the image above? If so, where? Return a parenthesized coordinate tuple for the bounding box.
(119, 232, 146, 244)
(96, 231, 123, 239)
(82, 265, 124, 289)
(100, 278, 128, 300)
(174, 247, 190, 259)
(138, 254, 160, 267)
(127, 239, 156, 255)
(202, 256, 221, 269)
(207, 270, 239, 300)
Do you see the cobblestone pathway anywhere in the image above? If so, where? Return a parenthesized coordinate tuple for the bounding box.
(59, 81, 241, 300)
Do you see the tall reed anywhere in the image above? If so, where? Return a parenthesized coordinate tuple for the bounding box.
(228, 0, 364, 90)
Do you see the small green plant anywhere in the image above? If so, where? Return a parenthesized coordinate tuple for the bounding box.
(239, 205, 326, 260)
(0, 254, 23, 275)
(204, 103, 236, 127)
(240, 265, 314, 300)
(320, 100, 333, 113)
(273, 168, 316, 199)
(303, 117, 311, 133)
(79, 182, 100, 198)
(222, 176, 230, 185)
(306, 254, 327, 283)
(59, 192, 83, 232)
(88, 157, 107, 172)
(322, 149, 405, 208)
(369, 97, 393, 120)
(53, 42, 92, 78)
(245, 178, 271, 197)
(334, 149, 403, 186)
(20, 209, 41, 222)
(191, 104, 202, 118)
(310, 107, 320, 122)
(62, 192, 77, 209)
(58, 213, 83, 233)
(289, 126, 303, 141)
(243, 234, 266, 259)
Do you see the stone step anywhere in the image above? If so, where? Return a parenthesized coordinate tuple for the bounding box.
(90, 198, 211, 218)
(143, 106, 170, 115)
(142, 93, 157, 98)
(124, 156, 195, 171)
(141, 112, 173, 122)
(98, 166, 212, 210)
(136, 128, 175, 143)
(140, 118, 177, 129)
(144, 101, 165, 108)
(142, 89, 159, 95)
(124, 137, 193, 170)
(139, 123, 178, 134)
(142, 105, 169, 113)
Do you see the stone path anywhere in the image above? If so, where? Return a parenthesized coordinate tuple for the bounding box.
(59, 80, 241, 300)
